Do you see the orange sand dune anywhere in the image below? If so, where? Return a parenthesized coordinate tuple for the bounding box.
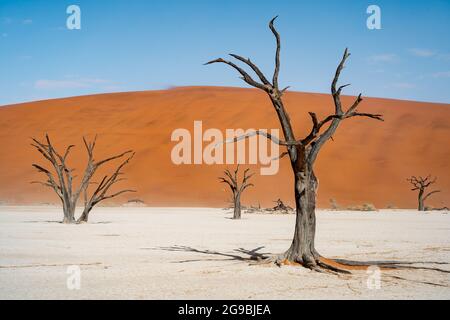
(0, 86, 449, 209)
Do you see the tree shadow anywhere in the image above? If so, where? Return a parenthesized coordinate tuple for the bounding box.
(333, 258, 450, 266)
(332, 258, 450, 273)
(22, 220, 112, 224)
(149, 245, 270, 263)
(151, 245, 450, 275)
(22, 220, 61, 224)
(88, 221, 113, 225)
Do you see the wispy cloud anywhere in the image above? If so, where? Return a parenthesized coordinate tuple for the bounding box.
(22, 19, 33, 25)
(408, 48, 436, 57)
(431, 71, 450, 78)
(34, 78, 109, 90)
(368, 54, 397, 63)
(408, 48, 450, 61)
(437, 53, 450, 61)
(391, 82, 416, 89)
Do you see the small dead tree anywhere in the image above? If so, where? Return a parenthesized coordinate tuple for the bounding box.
(272, 199, 293, 213)
(206, 17, 383, 271)
(219, 165, 254, 219)
(31, 134, 135, 224)
(407, 175, 440, 211)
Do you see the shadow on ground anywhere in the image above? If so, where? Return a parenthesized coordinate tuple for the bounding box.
(149, 245, 450, 276)
(143, 245, 270, 263)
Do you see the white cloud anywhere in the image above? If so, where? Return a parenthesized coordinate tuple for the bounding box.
(34, 78, 109, 90)
(408, 48, 436, 57)
(368, 54, 397, 63)
(22, 19, 33, 25)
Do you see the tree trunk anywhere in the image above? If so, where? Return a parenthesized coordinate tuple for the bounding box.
(233, 192, 242, 219)
(62, 202, 76, 224)
(283, 164, 319, 266)
(77, 207, 91, 223)
(418, 189, 425, 211)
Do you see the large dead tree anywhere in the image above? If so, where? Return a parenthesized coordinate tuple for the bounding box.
(407, 175, 440, 211)
(31, 134, 135, 224)
(206, 17, 383, 271)
(219, 165, 254, 219)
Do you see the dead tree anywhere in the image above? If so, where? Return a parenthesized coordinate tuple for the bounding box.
(407, 175, 440, 211)
(219, 165, 254, 219)
(31, 134, 135, 224)
(272, 199, 293, 213)
(206, 17, 383, 271)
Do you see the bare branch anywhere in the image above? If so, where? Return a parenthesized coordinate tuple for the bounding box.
(217, 129, 297, 147)
(204, 58, 266, 90)
(229, 54, 271, 86)
(423, 190, 441, 201)
(63, 145, 75, 161)
(271, 151, 289, 161)
(331, 48, 351, 114)
(269, 16, 281, 89)
(98, 189, 137, 203)
(280, 86, 290, 94)
(240, 168, 254, 192)
(81, 152, 136, 219)
(223, 169, 237, 189)
(95, 150, 133, 168)
(31, 163, 63, 199)
(32, 163, 50, 174)
(205, 17, 298, 164)
(308, 49, 384, 161)
(408, 175, 437, 190)
(219, 177, 235, 192)
(241, 183, 254, 192)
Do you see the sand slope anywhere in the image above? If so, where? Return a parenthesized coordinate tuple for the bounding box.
(0, 86, 449, 208)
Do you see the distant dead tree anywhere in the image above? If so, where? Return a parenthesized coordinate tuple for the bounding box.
(272, 199, 293, 213)
(206, 17, 383, 272)
(31, 134, 136, 224)
(407, 175, 440, 211)
(219, 165, 254, 219)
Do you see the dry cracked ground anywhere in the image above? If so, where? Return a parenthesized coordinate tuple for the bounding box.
(0, 206, 449, 299)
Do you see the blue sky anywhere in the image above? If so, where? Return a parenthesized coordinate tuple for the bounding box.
(1, 0, 449, 105)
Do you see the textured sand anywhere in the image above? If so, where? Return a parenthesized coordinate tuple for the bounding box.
(0, 206, 449, 300)
(0, 87, 449, 208)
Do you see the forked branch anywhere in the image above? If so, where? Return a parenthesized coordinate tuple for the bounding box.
(79, 152, 136, 222)
(307, 49, 384, 163)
